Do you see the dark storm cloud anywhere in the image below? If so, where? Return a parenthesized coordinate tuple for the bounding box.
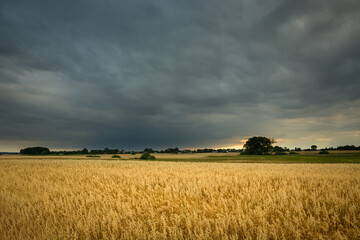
(1, 0, 359, 151)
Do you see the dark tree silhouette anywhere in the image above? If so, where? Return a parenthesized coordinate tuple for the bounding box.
(143, 148, 154, 153)
(20, 147, 50, 155)
(81, 148, 89, 154)
(242, 137, 275, 155)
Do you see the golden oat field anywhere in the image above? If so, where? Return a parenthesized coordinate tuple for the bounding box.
(0, 157, 360, 239)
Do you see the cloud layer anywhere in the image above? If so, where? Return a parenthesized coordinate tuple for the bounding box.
(1, 0, 360, 151)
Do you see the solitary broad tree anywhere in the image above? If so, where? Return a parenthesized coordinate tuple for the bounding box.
(242, 136, 275, 155)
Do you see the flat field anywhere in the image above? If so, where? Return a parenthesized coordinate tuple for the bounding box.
(0, 154, 360, 239)
(2, 150, 360, 163)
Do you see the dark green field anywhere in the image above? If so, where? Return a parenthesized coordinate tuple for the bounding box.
(156, 152, 360, 164)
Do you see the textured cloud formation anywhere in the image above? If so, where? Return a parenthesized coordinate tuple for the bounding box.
(1, 0, 359, 151)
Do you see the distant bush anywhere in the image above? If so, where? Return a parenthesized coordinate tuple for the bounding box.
(289, 151, 299, 155)
(275, 152, 287, 155)
(86, 155, 100, 158)
(111, 155, 121, 158)
(319, 150, 330, 154)
(140, 152, 156, 160)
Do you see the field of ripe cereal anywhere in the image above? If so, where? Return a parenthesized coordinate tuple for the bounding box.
(0, 158, 359, 239)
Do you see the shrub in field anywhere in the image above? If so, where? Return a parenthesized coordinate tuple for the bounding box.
(319, 150, 330, 154)
(86, 155, 100, 158)
(275, 152, 287, 155)
(140, 152, 156, 160)
(111, 155, 121, 158)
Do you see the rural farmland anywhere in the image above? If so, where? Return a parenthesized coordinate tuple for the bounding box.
(1, 153, 360, 239)
(2, 0, 360, 239)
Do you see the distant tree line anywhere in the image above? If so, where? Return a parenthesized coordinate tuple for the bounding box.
(326, 145, 360, 150)
(299, 145, 360, 151)
(19, 146, 242, 155)
(158, 147, 242, 154)
(241, 137, 360, 155)
(18, 142, 360, 156)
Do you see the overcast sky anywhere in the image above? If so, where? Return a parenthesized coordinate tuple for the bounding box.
(1, 0, 360, 151)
